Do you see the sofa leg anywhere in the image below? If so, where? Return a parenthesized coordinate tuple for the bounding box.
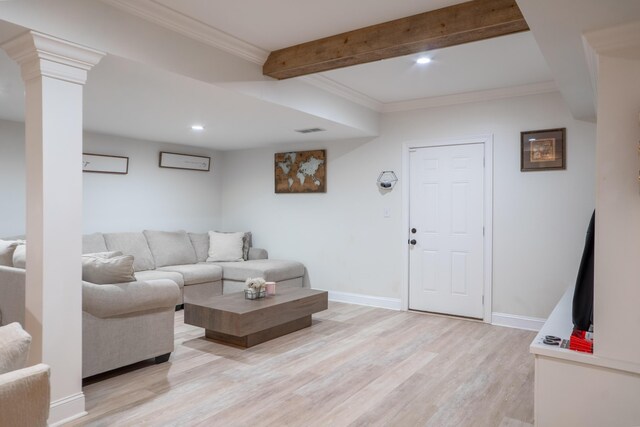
(175, 304, 184, 311)
(155, 353, 171, 364)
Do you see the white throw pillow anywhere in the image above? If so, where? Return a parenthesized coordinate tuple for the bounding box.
(12, 244, 26, 269)
(207, 231, 245, 262)
(0, 240, 21, 267)
(82, 253, 135, 284)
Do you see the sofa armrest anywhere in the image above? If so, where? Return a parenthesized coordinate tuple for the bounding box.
(0, 363, 50, 427)
(83, 279, 180, 318)
(0, 266, 25, 326)
(248, 247, 268, 260)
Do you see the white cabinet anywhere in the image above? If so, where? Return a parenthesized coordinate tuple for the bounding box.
(530, 287, 640, 426)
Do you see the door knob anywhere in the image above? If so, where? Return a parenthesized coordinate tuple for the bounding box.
(411, 228, 417, 234)
(409, 239, 417, 245)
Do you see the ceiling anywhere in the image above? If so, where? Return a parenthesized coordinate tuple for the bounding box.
(107, 0, 554, 106)
(518, 0, 640, 121)
(0, 47, 371, 150)
(152, 0, 463, 51)
(4, 0, 638, 149)
(321, 31, 552, 104)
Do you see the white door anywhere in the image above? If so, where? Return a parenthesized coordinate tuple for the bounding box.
(409, 143, 485, 318)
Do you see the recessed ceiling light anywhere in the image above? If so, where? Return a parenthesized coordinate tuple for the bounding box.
(416, 57, 432, 65)
(191, 124, 205, 131)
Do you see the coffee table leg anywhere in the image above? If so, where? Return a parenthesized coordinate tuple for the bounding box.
(205, 315, 313, 348)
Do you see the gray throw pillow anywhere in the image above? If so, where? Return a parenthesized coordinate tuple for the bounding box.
(0, 322, 32, 375)
(84, 251, 123, 259)
(242, 232, 252, 260)
(0, 240, 21, 267)
(82, 254, 136, 284)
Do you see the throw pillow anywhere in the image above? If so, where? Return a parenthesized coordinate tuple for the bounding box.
(12, 244, 26, 269)
(82, 254, 136, 284)
(215, 231, 252, 260)
(0, 322, 32, 375)
(207, 231, 245, 262)
(84, 251, 123, 259)
(243, 232, 252, 260)
(0, 240, 20, 267)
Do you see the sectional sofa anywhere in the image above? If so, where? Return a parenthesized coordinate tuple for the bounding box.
(0, 230, 307, 377)
(82, 230, 307, 304)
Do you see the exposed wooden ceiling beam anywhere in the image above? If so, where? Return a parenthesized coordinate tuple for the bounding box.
(263, 0, 529, 80)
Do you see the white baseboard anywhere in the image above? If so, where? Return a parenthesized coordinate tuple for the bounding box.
(325, 290, 402, 311)
(49, 392, 86, 427)
(492, 312, 546, 331)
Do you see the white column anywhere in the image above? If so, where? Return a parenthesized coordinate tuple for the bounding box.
(585, 21, 640, 365)
(1, 31, 104, 425)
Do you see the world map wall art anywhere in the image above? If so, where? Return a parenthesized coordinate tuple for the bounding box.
(274, 149, 326, 193)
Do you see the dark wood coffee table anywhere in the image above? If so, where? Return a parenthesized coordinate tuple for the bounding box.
(184, 288, 328, 348)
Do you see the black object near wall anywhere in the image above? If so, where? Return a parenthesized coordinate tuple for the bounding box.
(573, 210, 595, 331)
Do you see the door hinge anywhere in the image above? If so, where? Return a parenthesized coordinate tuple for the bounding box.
(483, 156, 485, 167)
(482, 295, 484, 304)
(483, 226, 485, 236)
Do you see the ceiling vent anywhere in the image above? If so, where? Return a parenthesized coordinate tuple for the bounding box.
(295, 127, 326, 134)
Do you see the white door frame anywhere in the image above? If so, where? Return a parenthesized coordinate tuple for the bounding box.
(401, 135, 493, 323)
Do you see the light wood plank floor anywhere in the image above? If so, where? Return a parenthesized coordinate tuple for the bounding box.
(69, 302, 535, 427)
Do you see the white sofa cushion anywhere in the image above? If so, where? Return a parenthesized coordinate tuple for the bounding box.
(211, 259, 305, 282)
(207, 231, 244, 262)
(103, 232, 155, 272)
(0, 322, 31, 375)
(82, 233, 108, 254)
(134, 270, 185, 289)
(188, 233, 210, 263)
(158, 264, 223, 285)
(144, 230, 197, 268)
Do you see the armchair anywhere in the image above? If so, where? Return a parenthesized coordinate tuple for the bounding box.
(0, 322, 50, 427)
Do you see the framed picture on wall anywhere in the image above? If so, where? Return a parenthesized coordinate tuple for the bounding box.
(520, 128, 566, 172)
(82, 153, 129, 174)
(274, 149, 326, 193)
(159, 152, 211, 172)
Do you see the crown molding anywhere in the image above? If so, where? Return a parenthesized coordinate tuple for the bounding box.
(300, 75, 384, 112)
(381, 81, 558, 113)
(582, 35, 599, 113)
(101, 0, 268, 65)
(1, 31, 105, 84)
(99, 0, 556, 115)
(583, 21, 640, 58)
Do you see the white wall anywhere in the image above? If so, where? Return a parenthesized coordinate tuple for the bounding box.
(594, 55, 640, 364)
(83, 132, 223, 233)
(221, 92, 596, 319)
(0, 118, 224, 236)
